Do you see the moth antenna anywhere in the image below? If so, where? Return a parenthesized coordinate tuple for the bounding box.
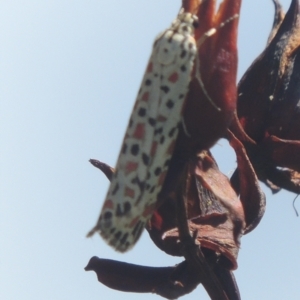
(195, 56, 221, 111)
(196, 13, 239, 111)
(181, 118, 191, 137)
(293, 194, 299, 217)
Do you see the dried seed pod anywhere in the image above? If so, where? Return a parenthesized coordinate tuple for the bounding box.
(231, 0, 300, 193)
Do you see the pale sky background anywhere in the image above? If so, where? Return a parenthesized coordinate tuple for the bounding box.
(1, 0, 300, 299)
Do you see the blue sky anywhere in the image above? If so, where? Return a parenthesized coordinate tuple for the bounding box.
(1, 0, 300, 299)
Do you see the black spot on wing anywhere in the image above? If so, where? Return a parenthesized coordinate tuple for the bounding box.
(161, 86, 170, 93)
(116, 204, 122, 217)
(180, 50, 187, 58)
(150, 186, 155, 194)
(114, 231, 122, 240)
(124, 202, 131, 214)
(122, 143, 127, 154)
(112, 183, 119, 195)
(132, 221, 144, 242)
(188, 42, 194, 49)
(182, 25, 188, 32)
(180, 65, 187, 72)
(134, 177, 145, 192)
(154, 127, 163, 135)
(166, 99, 174, 109)
(148, 117, 156, 127)
(129, 118, 133, 128)
(168, 127, 177, 138)
(193, 20, 199, 28)
(116, 202, 131, 217)
(154, 167, 161, 176)
(164, 159, 170, 167)
(142, 153, 150, 165)
(119, 233, 129, 245)
(131, 144, 139, 156)
(138, 107, 146, 117)
(103, 211, 112, 220)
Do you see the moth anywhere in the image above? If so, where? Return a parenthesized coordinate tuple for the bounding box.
(87, 11, 199, 252)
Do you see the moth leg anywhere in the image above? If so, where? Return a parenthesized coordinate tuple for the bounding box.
(89, 159, 114, 181)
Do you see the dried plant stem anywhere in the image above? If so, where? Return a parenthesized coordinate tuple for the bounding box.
(175, 168, 229, 300)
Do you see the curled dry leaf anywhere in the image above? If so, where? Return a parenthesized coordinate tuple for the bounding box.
(85, 257, 198, 299)
(149, 147, 265, 271)
(230, 0, 300, 193)
(177, 0, 240, 153)
(85, 256, 240, 299)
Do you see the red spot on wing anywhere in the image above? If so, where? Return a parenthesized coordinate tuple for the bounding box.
(133, 101, 139, 110)
(168, 72, 179, 83)
(142, 203, 156, 218)
(125, 187, 135, 198)
(133, 123, 145, 139)
(103, 199, 114, 209)
(157, 114, 167, 122)
(167, 140, 176, 154)
(147, 62, 153, 73)
(129, 216, 139, 228)
(150, 141, 158, 156)
(141, 92, 149, 102)
(125, 161, 138, 174)
(158, 170, 167, 186)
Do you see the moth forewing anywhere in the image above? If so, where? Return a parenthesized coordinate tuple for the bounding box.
(87, 12, 198, 252)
